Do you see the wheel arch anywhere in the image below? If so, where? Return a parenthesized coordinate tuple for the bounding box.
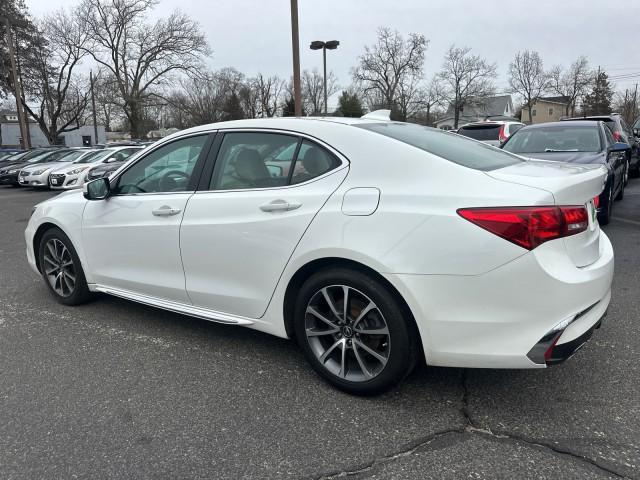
(282, 257, 422, 353)
(32, 222, 64, 273)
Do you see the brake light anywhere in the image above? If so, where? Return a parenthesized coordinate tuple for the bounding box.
(457, 206, 589, 250)
(613, 131, 622, 142)
(593, 196, 600, 209)
(498, 124, 507, 143)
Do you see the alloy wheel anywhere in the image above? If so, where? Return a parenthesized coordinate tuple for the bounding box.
(304, 285, 390, 382)
(43, 238, 76, 297)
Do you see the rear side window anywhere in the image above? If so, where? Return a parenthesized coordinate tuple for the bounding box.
(458, 125, 501, 141)
(358, 123, 522, 171)
(211, 132, 341, 190)
(508, 124, 524, 135)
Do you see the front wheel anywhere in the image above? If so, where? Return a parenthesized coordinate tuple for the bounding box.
(38, 228, 93, 305)
(294, 268, 418, 395)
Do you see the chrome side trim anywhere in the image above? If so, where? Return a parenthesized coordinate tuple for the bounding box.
(90, 284, 254, 326)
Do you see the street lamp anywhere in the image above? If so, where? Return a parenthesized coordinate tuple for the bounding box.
(310, 40, 339, 115)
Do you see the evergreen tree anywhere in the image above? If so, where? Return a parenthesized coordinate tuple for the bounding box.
(583, 71, 613, 116)
(335, 90, 364, 118)
(222, 92, 245, 121)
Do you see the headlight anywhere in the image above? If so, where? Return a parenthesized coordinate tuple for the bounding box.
(68, 166, 89, 175)
(8, 168, 19, 174)
(31, 169, 46, 176)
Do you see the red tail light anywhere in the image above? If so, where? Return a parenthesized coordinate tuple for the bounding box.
(593, 196, 600, 209)
(498, 124, 508, 143)
(612, 131, 622, 142)
(458, 206, 589, 250)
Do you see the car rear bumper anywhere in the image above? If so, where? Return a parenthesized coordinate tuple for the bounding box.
(385, 230, 614, 369)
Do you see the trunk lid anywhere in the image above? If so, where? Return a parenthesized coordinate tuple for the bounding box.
(486, 159, 607, 267)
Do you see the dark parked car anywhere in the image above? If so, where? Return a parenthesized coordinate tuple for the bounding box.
(0, 149, 23, 161)
(457, 121, 525, 147)
(502, 120, 628, 224)
(563, 114, 638, 178)
(0, 149, 75, 186)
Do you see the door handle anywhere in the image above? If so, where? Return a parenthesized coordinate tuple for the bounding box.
(152, 206, 182, 217)
(260, 200, 302, 213)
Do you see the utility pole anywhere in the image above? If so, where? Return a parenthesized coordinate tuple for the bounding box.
(2, 17, 30, 149)
(290, 0, 302, 116)
(90, 71, 99, 145)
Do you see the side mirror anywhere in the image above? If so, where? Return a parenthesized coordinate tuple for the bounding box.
(83, 177, 110, 200)
(105, 157, 117, 163)
(609, 142, 629, 153)
(634, 129, 639, 137)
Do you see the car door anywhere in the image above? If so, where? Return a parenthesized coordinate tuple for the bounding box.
(180, 131, 349, 319)
(82, 133, 213, 303)
(603, 124, 625, 192)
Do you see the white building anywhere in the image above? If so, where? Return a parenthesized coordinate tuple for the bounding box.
(0, 110, 106, 148)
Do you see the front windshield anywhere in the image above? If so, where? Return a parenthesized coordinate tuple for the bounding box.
(73, 150, 105, 164)
(56, 150, 86, 162)
(26, 151, 65, 164)
(503, 126, 602, 154)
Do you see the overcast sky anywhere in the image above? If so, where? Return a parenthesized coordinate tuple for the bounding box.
(24, 0, 640, 105)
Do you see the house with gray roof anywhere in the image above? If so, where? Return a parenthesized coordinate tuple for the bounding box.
(434, 95, 517, 130)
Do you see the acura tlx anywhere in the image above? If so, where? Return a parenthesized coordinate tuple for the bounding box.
(25, 112, 614, 395)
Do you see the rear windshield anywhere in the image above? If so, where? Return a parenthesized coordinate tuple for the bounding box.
(357, 123, 522, 171)
(457, 125, 501, 141)
(503, 126, 602, 154)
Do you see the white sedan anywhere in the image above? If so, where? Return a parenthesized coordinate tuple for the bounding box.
(25, 114, 614, 395)
(49, 146, 146, 190)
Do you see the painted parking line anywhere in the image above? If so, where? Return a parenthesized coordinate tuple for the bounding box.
(613, 216, 640, 227)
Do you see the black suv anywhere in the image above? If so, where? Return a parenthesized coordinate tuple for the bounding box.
(564, 114, 639, 178)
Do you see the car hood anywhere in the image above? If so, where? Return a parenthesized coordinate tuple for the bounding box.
(0, 162, 29, 172)
(92, 162, 124, 173)
(519, 151, 605, 164)
(51, 163, 93, 174)
(22, 161, 74, 173)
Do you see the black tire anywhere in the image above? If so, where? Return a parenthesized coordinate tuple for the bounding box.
(38, 227, 93, 306)
(294, 267, 419, 396)
(598, 182, 613, 226)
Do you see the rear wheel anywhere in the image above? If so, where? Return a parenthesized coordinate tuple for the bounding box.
(38, 228, 93, 305)
(294, 267, 418, 395)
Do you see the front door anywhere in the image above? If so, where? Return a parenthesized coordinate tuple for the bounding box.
(180, 131, 348, 318)
(82, 134, 211, 303)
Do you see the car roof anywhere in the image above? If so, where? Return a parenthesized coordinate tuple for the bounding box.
(520, 120, 602, 130)
(564, 115, 618, 122)
(459, 121, 522, 128)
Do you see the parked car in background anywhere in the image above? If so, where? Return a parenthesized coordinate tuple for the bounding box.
(26, 117, 613, 394)
(50, 146, 146, 190)
(502, 120, 628, 224)
(84, 146, 147, 182)
(457, 121, 525, 146)
(563, 114, 639, 178)
(0, 149, 66, 186)
(0, 149, 23, 161)
(18, 149, 91, 188)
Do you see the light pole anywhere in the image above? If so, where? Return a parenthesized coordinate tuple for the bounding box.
(1, 16, 30, 149)
(290, 0, 302, 117)
(310, 40, 339, 115)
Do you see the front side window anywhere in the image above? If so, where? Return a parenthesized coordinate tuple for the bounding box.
(115, 135, 207, 194)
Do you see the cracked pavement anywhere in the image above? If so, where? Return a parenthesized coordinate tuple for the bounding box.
(0, 181, 639, 479)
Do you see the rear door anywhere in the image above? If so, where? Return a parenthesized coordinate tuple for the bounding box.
(180, 130, 348, 319)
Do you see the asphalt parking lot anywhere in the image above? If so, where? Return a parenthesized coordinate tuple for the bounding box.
(0, 183, 638, 480)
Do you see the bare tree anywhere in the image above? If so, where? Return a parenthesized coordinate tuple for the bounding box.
(92, 72, 124, 131)
(78, 0, 210, 138)
(20, 10, 91, 144)
(548, 56, 593, 117)
(438, 45, 497, 129)
(509, 50, 548, 123)
(301, 68, 338, 115)
(252, 73, 285, 117)
(353, 27, 428, 116)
